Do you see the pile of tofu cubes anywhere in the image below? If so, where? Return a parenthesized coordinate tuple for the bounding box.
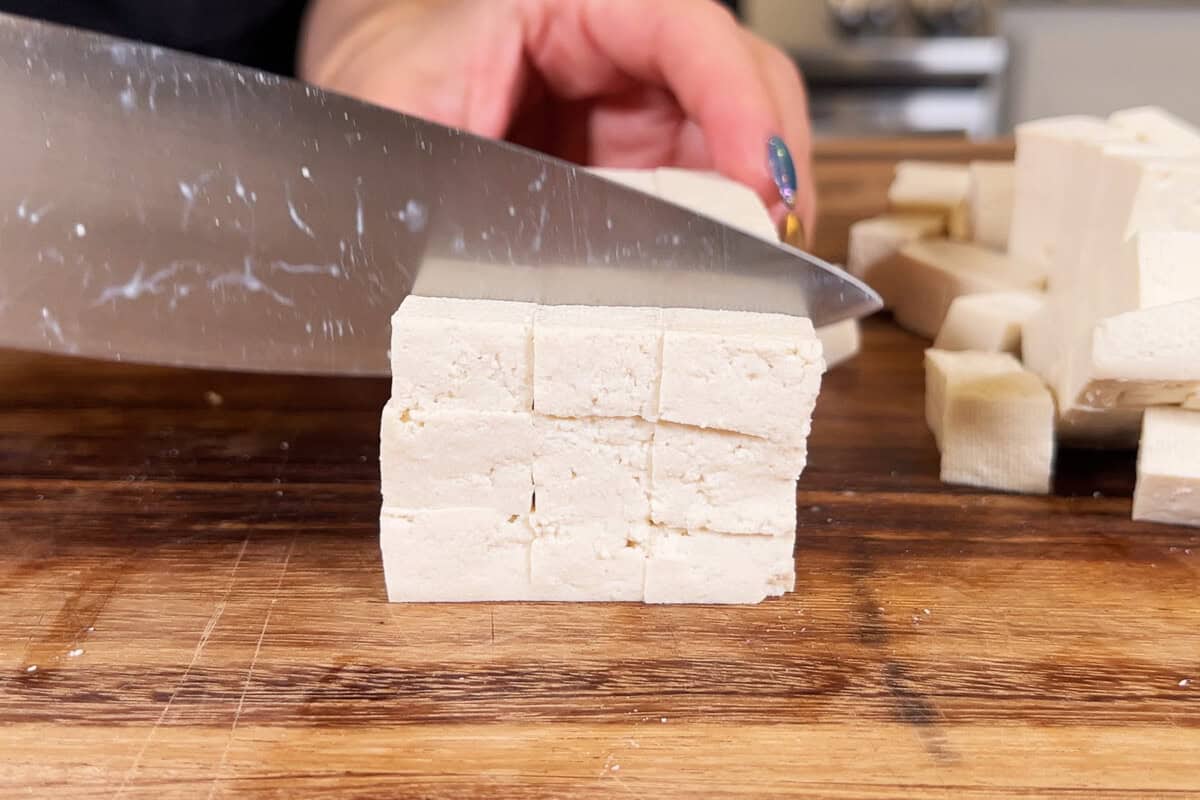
(379, 296, 825, 603)
(848, 106, 1200, 527)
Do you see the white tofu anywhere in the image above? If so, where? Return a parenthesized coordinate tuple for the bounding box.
(644, 527, 795, 604)
(868, 240, 1045, 339)
(529, 520, 648, 601)
(390, 296, 534, 413)
(380, 509, 534, 602)
(816, 319, 862, 369)
(532, 305, 662, 420)
(888, 161, 971, 239)
(1109, 106, 1200, 155)
(650, 423, 805, 535)
(1098, 231, 1200, 320)
(924, 349, 1055, 494)
(379, 402, 533, 514)
(933, 291, 1044, 355)
(1133, 407, 1200, 528)
(586, 167, 658, 193)
(966, 161, 1015, 251)
(653, 168, 778, 240)
(847, 213, 946, 281)
(532, 416, 652, 526)
(1186, 393, 1200, 410)
(658, 307, 823, 443)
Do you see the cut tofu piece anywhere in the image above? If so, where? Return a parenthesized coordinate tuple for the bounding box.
(379, 402, 533, 514)
(658, 307, 823, 443)
(1109, 106, 1200, 155)
(654, 168, 778, 240)
(868, 240, 1045, 339)
(967, 161, 1015, 251)
(888, 161, 970, 239)
(380, 509, 534, 602)
(1186, 393, 1200, 410)
(529, 520, 648, 601)
(532, 416, 652, 526)
(644, 527, 795, 604)
(390, 296, 534, 413)
(1133, 407, 1200, 527)
(1098, 231, 1200, 320)
(847, 213, 945, 280)
(924, 349, 1055, 494)
(586, 167, 658, 193)
(816, 319, 862, 369)
(933, 291, 1044, 355)
(532, 305, 662, 420)
(650, 422, 805, 535)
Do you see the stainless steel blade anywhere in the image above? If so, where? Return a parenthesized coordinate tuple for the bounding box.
(0, 14, 880, 376)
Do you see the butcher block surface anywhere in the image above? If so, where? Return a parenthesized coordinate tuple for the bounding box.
(2, 139, 1198, 799)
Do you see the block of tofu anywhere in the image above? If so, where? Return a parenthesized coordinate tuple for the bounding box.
(847, 213, 946, 280)
(650, 423, 805, 535)
(658, 308, 823, 443)
(533, 416, 652, 526)
(1133, 407, 1200, 527)
(1109, 106, 1200, 155)
(586, 167, 658, 193)
(888, 161, 970, 239)
(654, 168, 778, 240)
(379, 402, 533, 514)
(924, 349, 1055, 494)
(966, 161, 1015, 251)
(380, 509, 534, 602)
(529, 520, 648, 601)
(644, 527, 796, 604)
(532, 305, 662, 420)
(1098, 231, 1200, 320)
(868, 240, 1045, 339)
(933, 291, 1044, 355)
(816, 319, 862, 369)
(390, 296, 534, 413)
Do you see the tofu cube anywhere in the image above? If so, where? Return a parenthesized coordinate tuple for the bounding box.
(847, 213, 945, 281)
(1133, 407, 1200, 528)
(379, 401, 533, 514)
(650, 423, 806, 535)
(925, 349, 1055, 494)
(1109, 106, 1200, 155)
(654, 168, 778, 240)
(887, 161, 971, 239)
(934, 291, 1044, 355)
(532, 416, 653, 526)
(533, 305, 663, 420)
(816, 319, 862, 370)
(390, 296, 534, 413)
(966, 161, 1015, 251)
(658, 307, 823, 443)
(644, 527, 796, 605)
(380, 509, 533, 602)
(529, 520, 648, 601)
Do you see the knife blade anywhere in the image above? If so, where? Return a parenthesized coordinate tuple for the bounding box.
(0, 13, 880, 376)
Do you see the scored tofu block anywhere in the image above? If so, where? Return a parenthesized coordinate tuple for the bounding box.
(816, 319, 862, 369)
(658, 307, 823, 443)
(1109, 106, 1200, 155)
(1133, 407, 1200, 528)
(379, 401, 533, 514)
(868, 240, 1045, 339)
(532, 416, 652, 526)
(888, 161, 970, 239)
(847, 213, 945, 281)
(967, 161, 1015, 251)
(390, 296, 534, 413)
(654, 168, 778, 240)
(933, 291, 1044, 355)
(380, 509, 534, 602)
(529, 520, 648, 601)
(650, 422, 806, 536)
(533, 305, 663, 420)
(925, 349, 1055, 494)
(644, 527, 796, 604)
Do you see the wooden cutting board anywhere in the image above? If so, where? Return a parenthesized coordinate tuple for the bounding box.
(1, 140, 1197, 799)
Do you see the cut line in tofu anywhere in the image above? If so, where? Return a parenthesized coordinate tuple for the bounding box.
(1133, 407, 1200, 528)
(966, 161, 1015, 251)
(643, 527, 796, 605)
(934, 291, 1044, 355)
(847, 213, 945, 282)
(888, 161, 970, 239)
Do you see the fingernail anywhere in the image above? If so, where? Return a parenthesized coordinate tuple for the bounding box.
(767, 135, 797, 210)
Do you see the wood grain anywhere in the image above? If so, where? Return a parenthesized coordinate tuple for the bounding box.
(1, 139, 1198, 800)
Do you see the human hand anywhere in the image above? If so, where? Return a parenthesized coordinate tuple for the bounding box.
(300, 0, 816, 238)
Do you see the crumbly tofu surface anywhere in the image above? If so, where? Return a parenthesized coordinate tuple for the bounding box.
(967, 161, 1015, 251)
(529, 520, 649, 601)
(934, 291, 1044, 355)
(644, 528, 796, 604)
(816, 319, 862, 369)
(380, 509, 534, 602)
(888, 161, 971, 239)
(1109, 106, 1200, 155)
(847, 213, 945, 280)
(653, 168, 778, 240)
(658, 307, 823, 443)
(390, 296, 534, 413)
(1133, 407, 1200, 527)
(379, 402, 534, 514)
(533, 305, 663, 420)
(650, 423, 805, 535)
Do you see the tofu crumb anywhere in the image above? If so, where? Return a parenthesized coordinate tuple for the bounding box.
(67, 648, 83, 657)
(25, 665, 37, 673)
(1180, 679, 1191, 688)
(204, 390, 224, 407)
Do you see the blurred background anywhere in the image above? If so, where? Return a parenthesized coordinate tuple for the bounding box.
(727, 0, 1200, 137)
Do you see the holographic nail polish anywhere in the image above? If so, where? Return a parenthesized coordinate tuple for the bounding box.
(767, 135, 797, 209)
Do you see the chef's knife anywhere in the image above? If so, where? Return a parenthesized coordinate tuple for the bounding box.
(0, 14, 880, 376)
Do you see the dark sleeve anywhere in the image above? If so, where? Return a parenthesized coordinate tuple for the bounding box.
(0, 0, 309, 75)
